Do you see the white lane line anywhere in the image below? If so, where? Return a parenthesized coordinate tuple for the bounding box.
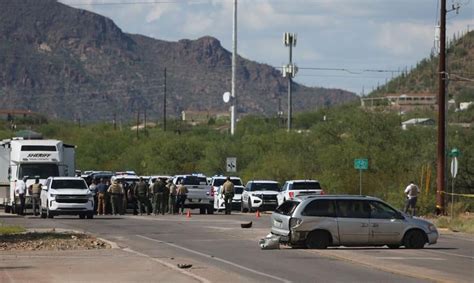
(137, 234, 292, 283)
(424, 249, 474, 260)
(122, 247, 210, 283)
(374, 257, 445, 261)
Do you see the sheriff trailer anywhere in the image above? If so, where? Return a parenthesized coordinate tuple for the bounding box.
(0, 138, 75, 213)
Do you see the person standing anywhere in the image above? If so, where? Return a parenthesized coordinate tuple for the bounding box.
(404, 181, 420, 216)
(107, 180, 124, 215)
(176, 180, 188, 215)
(96, 178, 108, 215)
(161, 180, 170, 215)
(134, 177, 150, 215)
(15, 177, 27, 216)
(89, 178, 98, 213)
(29, 178, 42, 216)
(151, 178, 165, 215)
(222, 177, 235, 215)
(167, 179, 177, 214)
(128, 181, 138, 215)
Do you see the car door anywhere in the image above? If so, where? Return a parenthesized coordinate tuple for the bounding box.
(336, 200, 370, 245)
(368, 200, 405, 245)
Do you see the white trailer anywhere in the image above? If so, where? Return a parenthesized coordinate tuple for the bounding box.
(0, 138, 75, 213)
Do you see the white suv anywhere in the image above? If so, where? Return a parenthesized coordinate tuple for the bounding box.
(241, 180, 280, 212)
(40, 177, 94, 219)
(277, 180, 324, 206)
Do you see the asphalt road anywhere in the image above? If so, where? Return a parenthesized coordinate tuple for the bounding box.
(1, 211, 473, 283)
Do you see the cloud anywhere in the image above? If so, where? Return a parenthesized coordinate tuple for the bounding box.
(145, 3, 181, 23)
(374, 22, 434, 56)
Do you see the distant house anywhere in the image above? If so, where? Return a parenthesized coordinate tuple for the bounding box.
(361, 93, 437, 113)
(181, 110, 230, 125)
(401, 118, 435, 130)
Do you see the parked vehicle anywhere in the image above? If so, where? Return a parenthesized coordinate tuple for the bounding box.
(148, 175, 172, 187)
(40, 177, 94, 219)
(277, 180, 324, 206)
(241, 180, 280, 212)
(210, 176, 244, 211)
(172, 174, 213, 214)
(0, 138, 75, 213)
(271, 195, 438, 249)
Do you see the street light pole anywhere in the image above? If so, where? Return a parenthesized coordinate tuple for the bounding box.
(283, 33, 297, 131)
(231, 0, 237, 136)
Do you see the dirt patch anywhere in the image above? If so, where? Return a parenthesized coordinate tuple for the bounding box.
(0, 232, 111, 251)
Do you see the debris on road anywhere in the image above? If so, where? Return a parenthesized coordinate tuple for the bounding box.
(241, 221, 252, 228)
(177, 263, 193, 269)
(259, 233, 280, 250)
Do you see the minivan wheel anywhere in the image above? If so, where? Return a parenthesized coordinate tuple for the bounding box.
(404, 230, 426, 249)
(306, 231, 330, 249)
(199, 207, 206, 214)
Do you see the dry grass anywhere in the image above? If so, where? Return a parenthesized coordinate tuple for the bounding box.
(433, 213, 474, 234)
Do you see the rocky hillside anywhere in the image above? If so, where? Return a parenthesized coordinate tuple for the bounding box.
(0, 0, 358, 122)
(370, 30, 474, 102)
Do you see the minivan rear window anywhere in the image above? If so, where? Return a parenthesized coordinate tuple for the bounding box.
(275, 201, 300, 216)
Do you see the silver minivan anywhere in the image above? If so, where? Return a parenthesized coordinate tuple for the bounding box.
(271, 195, 438, 249)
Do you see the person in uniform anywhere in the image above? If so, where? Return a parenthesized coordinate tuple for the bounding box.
(404, 181, 420, 216)
(96, 178, 108, 215)
(29, 178, 42, 216)
(107, 180, 124, 215)
(134, 177, 150, 215)
(176, 180, 188, 215)
(167, 179, 177, 214)
(222, 177, 235, 215)
(151, 178, 165, 215)
(15, 177, 27, 216)
(161, 179, 170, 215)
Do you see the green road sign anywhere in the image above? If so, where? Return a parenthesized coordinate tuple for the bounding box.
(354, 159, 368, 170)
(449, 148, 460, 158)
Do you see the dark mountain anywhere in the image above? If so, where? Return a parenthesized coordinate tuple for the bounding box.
(0, 0, 358, 122)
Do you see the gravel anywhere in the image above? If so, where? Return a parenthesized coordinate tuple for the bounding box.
(0, 232, 110, 251)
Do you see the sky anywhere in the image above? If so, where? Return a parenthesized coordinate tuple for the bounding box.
(59, 0, 473, 95)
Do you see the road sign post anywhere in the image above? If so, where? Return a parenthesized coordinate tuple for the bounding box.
(226, 157, 237, 173)
(450, 156, 458, 218)
(354, 159, 368, 195)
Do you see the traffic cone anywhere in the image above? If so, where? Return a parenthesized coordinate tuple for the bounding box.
(256, 210, 261, 218)
(186, 209, 191, 218)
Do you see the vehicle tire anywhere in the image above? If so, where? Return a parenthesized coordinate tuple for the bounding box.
(241, 200, 248, 213)
(387, 244, 400, 249)
(5, 205, 11, 213)
(47, 206, 54, 219)
(199, 207, 206, 214)
(87, 213, 94, 219)
(403, 230, 426, 249)
(40, 207, 47, 219)
(306, 230, 330, 249)
(79, 214, 86, 219)
(248, 200, 254, 213)
(206, 206, 214, 214)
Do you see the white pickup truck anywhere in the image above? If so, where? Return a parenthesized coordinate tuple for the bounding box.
(172, 174, 213, 214)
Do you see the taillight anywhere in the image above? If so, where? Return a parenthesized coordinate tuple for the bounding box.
(210, 187, 215, 197)
(289, 191, 294, 199)
(320, 190, 325, 195)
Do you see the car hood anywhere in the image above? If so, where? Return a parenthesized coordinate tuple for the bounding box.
(49, 189, 91, 195)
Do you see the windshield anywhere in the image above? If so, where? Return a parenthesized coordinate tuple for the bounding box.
(292, 182, 321, 190)
(251, 182, 280, 191)
(180, 176, 208, 186)
(51, 180, 88, 190)
(19, 163, 59, 179)
(213, 178, 242, 186)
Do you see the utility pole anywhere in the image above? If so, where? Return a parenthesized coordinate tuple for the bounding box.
(136, 109, 140, 139)
(436, 0, 447, 215)
(283, 32, 298, 131)
(231, 0, 237, 136)
(163, 68, 167, 132)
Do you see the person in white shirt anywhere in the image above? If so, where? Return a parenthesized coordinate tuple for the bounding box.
(404, 181, 420, 216)
(15, 177, 27, 216)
